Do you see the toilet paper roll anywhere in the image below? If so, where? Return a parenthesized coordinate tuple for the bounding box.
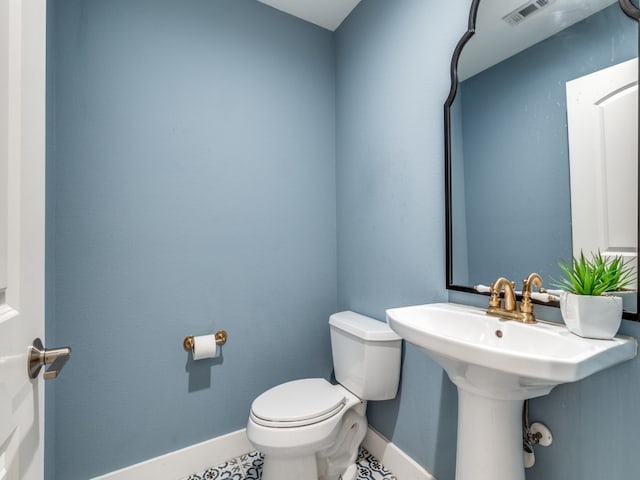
(192, 335, 220, 360)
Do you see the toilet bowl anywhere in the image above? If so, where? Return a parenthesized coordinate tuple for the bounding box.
(246, 311, 402, 480)
(248, 378, 367, 480)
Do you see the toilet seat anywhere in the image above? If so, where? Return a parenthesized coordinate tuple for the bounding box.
(250, 378, 346, 428)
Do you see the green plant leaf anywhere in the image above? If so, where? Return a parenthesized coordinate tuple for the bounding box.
(551, 250, 636, 295)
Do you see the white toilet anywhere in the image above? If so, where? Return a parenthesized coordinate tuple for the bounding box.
(246, 311, 402, 480)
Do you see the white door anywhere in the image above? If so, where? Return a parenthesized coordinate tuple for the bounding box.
(566, 58, 638, 268)
(0, 0, 47, 479)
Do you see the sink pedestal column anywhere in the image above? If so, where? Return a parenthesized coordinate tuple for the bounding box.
(456, 389, 524, 480)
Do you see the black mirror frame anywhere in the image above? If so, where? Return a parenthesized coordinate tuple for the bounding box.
(444, 0, 640, 321)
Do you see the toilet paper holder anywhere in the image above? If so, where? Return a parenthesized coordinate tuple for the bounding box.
(183, 330, 228, 351)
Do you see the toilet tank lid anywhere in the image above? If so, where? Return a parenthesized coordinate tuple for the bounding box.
(329, 311, 401, 342)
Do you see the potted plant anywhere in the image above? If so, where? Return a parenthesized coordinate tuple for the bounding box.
(553, 251, 635, 339)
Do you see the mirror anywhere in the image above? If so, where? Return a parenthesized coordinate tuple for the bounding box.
(445, 0, 640, 318)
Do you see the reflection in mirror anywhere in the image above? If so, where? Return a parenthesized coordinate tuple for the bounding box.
(566, 57, 638, 310)
(447, 0, 639, 315)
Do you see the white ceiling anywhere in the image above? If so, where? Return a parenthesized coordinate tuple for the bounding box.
(255, 0, 619, 73)
(256, 0, 362, 31)
(459, 0, 617, 80)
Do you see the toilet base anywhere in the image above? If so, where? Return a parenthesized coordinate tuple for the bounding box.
(341, 464, 358, 480)
(262, 454, 318, 480)
(252, 402, 368, 480)
(316, 408, 367, 480)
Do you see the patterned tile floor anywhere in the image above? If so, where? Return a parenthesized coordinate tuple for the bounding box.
(182, 447, 396, 480)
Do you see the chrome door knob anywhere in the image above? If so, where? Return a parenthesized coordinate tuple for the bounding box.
(28, 338, 72, 380)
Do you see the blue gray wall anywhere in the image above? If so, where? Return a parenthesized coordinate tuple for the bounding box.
(338, 1, 640, 480)
(527, 319, 640, 479)
(335, 1, 470, 478)
(47, 1, 640, 480)
(45, 1, 57, 477)
(48, 0, 336, 478)
(450, 98, 469, 284)
(458, 3, 637, 285)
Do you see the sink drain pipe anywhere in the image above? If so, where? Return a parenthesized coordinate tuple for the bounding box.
(522, 400, 553, 468)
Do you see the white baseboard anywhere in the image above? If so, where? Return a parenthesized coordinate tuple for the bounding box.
(92, 425, 436, 480)
(91, 429, 252, 480)
(363, 426, 438, 480)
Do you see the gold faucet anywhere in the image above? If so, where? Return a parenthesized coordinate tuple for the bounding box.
(519, 273, 543, 323)
(486, 273, 543, 323)
(488, 277, 517, 312)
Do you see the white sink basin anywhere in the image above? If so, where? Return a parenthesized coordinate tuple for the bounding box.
(386, 302, 636, 398)
(385, 302, 637, 480)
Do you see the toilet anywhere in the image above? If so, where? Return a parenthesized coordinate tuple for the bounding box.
(246, 311, 402, 480)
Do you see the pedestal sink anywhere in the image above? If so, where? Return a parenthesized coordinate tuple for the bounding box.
(386, 303, 637, 480)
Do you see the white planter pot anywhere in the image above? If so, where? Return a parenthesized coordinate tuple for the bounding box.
(607, 290, 637, 313)
(560, 292, 623, 339)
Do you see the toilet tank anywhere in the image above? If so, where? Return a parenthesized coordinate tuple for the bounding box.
(329, 311, 402, 401)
